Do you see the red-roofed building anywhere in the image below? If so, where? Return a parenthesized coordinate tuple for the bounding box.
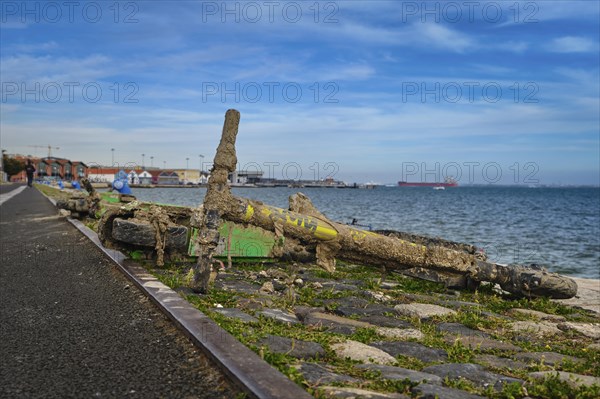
(148, 170, 162, 184)
(9, 156, 88, 182)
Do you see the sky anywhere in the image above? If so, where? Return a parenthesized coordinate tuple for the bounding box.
(1, 0, 599, 185)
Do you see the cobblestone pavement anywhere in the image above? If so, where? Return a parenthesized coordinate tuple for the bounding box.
(169, 260, 600, 398)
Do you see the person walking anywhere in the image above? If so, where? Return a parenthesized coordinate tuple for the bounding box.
(25, 159, 36, 187)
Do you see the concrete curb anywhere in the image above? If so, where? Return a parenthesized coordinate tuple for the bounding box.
(66, 217, 312, 399)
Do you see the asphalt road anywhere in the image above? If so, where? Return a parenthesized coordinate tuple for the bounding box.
(0, 184, 240, 398)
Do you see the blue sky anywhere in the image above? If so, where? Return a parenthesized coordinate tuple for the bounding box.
(1, 1, 599, 184)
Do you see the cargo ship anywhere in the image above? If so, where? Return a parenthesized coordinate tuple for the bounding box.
(398, 177, 458, 187)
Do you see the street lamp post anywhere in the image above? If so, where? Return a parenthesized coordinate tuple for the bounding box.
(111, 148, 115, 166)
(141, 154, 145, 169)
(198, 154, 205, 184)
(150, 156, 154, 168)
(185, 157, 189, 184)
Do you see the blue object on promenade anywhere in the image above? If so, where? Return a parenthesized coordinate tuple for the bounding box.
(113, 178, 132, 194)
(112, 169, 133, 194)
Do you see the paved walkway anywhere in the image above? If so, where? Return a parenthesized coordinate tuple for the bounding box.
(0, 185, 239, 398)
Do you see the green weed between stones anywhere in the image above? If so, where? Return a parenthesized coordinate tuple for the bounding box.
(154, 269, 186, 289)
(444, 376, 479, 393)
(84, 220, 98, 231)
(446, 339, 477, 363)
(391, 354, 426, 370)
(449, 308, 509, 331)
(35, 183, 72, 201)
(139, 259, 599, 399)
(349, 327, 381, 344)
(525, 374, 600, 399)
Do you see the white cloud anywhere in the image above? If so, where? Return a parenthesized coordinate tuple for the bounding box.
(325, 21, 477, 53)
(548, 36, 597, 53)
(0, 54, 113, 83)
(496, 41, 529, 53)
(415, 23, 476, 53)
(10, 41, 59, 53)
(320, 64, 376, 81)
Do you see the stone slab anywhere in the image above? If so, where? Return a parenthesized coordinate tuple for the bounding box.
(293, 362, 359, 385)
(558, 322, 600, 339)
(236, 297, 266, 312)
(376, 327, 424, 340)
(436, 323, 490, 338)
(587, 343, 600, 351)
(331, 340, 397, 365)
(303, 312, 372, 335)
(422, 363, 523, 391)
(257, 335, 325, 359)
(443, 335, 522, 352)
(394, 303, 457, 319)
(366, 290, 394, 302)
(509, 308, 566, 322)
(259, 308, 300, 325)
(356, 364, 442, 384)
(370, 341, 448, 363)
(357, 315, 413, 329)
(474, 354, 528, 370)
(437, 300, 482, 310)
(214, 279, 261, 295)
(294, 306, 325, 320)
(320, 282, 360, 292)
(411, 383, 486, 399)
(334, 303, 396, 318)
(319, 386, 409, 399)
(515, 351, 583, 366)
(528, 371, 600, 388)
(212, 308, 258, 323)
(510, 321, 563, 336)
(323, 296, 370, 310)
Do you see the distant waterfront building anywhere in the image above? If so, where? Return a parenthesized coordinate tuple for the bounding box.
(9, 155, 88, 182)
(127, 170, 140, 184)
(138, 171, 153, 185)
(173, 169, 201, 185)
(229, 170, 263, 185)
(157, 171, 180, 185)
(88, 166, 167, 183)
(200, 171, 210, 184)
(88, 167, 142, 183)
(149, 170, 162, 185)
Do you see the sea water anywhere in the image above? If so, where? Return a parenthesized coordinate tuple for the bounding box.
(130, 186, 600, 279)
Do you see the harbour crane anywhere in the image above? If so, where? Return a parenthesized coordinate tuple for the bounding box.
(27, 145, 60, 158)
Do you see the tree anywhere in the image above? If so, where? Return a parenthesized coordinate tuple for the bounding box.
(2, 154, 25, 178)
